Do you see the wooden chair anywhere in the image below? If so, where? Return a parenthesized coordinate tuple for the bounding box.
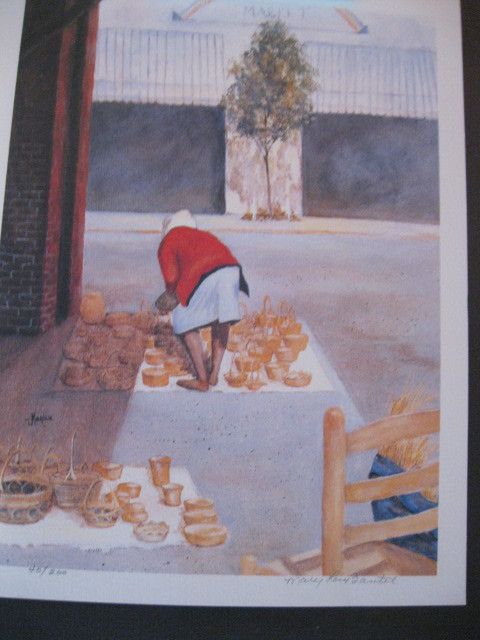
(240, 407, 439, 576)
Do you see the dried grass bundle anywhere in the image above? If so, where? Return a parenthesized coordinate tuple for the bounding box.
(378, 386, 438, 502)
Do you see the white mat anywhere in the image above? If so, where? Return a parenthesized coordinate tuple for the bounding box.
(0, 466, 198, 552)
(134, 322, 333, 393)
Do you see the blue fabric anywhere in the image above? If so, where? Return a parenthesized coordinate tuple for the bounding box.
(369, 454, 438, 561)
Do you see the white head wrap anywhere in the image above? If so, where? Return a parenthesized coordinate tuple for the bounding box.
(161, 209, 197, 240)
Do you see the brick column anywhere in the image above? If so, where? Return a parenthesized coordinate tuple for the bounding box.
(0, 0, 99, 335)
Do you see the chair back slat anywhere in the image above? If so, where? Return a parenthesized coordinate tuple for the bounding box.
(345, 462, 439, 503)
(344, 507, 439, 548)
(346, 410, 440, 454)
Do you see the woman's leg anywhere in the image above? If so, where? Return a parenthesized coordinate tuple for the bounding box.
(178, 330, 209, 391)
(209, 321, 230, 386)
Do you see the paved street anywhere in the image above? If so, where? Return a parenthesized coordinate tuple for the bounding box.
(84, 226, 439, 422)
(0, 222, 439, 575)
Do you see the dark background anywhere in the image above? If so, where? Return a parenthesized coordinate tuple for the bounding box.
(0, 1, 479, 637)
(87, 103, 226, 214)
(302, 114, 439, 222)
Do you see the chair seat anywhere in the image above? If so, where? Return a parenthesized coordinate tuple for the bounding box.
(242, 542, 437, 576)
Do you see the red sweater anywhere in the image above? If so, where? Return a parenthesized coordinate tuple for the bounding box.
(158, 227, 243, 306)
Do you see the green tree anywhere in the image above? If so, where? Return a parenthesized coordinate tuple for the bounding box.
(223, 20, 316, 216)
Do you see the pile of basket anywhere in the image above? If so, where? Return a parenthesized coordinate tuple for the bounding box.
(0, 433, 154, 533)
(60, 292, 193, 391)
(0, 432, 103, 526)
(224, 297, 312, 391)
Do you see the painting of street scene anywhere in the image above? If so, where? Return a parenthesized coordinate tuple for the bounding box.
(0, 0, 441, 581)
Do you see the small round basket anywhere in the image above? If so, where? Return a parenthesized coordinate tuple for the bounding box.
(283, 371, 312, 388)
(265, 362, 290, 381)
(113, 324, 136, 339)
(283, 333, 309, 352)
(265, 333, 282, 352)
(224, 371, 247, 388)
(162, 358, 187, 376)
(97, 366, 136, 391)
(275, 346, 298, 363)
(63, 339, 90, 363)
(142, 367, 169, 387)
(134, 521, 169, 543)
(183, 497, 215, 512)
(234, 354, 261, 374)
(122, 501, 148, 524)
(144, 348, 165, 366)
(247, 342, 272, 364)
(85, 349, 111, 369)
(105, 312, 133, 328)
(245, 370, 266, 392)
(226, 334, 246, 352)
(117, 482, 141, 499)
(92, 461, 123, 481)
(118, 348, 144, 368)
(183, 524, 228, 547)
(133, 302, 156, 333)
(183, 508, 218, 526)
(61, 363, 94, 387)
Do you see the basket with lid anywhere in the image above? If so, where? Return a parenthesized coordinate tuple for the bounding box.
(0, 449, 53, 524)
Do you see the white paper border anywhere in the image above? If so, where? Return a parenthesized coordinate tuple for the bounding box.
(0, 0, 468, 607)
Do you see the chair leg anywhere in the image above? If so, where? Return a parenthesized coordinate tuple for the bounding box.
(240, 554, 259, 575)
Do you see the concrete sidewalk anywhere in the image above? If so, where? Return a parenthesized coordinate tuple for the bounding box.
(86, 211, 439, 241)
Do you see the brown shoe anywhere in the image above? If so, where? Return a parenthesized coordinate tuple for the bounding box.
(176, 378, 209, 392)
(208, 374, 219, 387)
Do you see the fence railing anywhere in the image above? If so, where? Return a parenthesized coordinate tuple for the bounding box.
(93, 28, 226, 105)
(93, 27, 437, 119)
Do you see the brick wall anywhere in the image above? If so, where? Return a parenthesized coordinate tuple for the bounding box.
(0, 1, 98, 335)
(0, 2, 62, 334)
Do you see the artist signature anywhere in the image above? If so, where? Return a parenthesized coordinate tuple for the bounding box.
(26, 412, 53, 426)
(284, 575, 397, 587)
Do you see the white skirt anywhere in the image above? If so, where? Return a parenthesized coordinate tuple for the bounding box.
(172, 266, 241, 335)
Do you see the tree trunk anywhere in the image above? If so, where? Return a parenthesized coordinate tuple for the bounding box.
(263, 150, 272, 217)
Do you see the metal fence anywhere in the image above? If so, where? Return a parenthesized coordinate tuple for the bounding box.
(93, 28, 226, 106)
(93, 27, 437, 119)
(305, 42, 437, 119)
